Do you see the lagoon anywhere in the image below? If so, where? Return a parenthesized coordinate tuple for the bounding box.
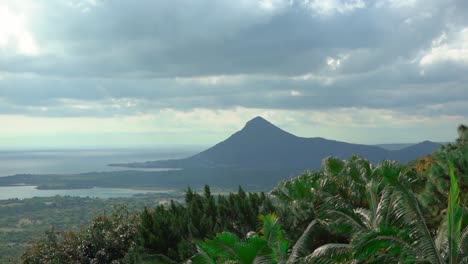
(0, 185, 170, 200)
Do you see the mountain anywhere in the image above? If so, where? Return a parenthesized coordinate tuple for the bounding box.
(376, 142, 445, 151)
(375, 143, 415, 151)
(392, 140, 442, 161)
(111, 116, 441, 170)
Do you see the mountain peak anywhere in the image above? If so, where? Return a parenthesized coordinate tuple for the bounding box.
(114, 116, 440, 171)
(413, 140, 440, 147)
(238, 116, 294, 139)
(243, 116, 280, 131)
(245, 116, 270, 126)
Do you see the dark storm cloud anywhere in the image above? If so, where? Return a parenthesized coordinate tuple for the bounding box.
(0, 0, 467, 119)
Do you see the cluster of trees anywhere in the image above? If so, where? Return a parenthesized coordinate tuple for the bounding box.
(0, 193, 182, 263)
(189, 161, 467, 263)
(21, 125, 467, 263)
(22, 206, 139, 264)
(21, 187, 275, 263)
(138, 186, 275, 261)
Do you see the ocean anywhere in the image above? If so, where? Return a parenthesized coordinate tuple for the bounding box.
(0, 148, 198, 177)
(0, 185, 172, 200)
(0, 147, 199, 200)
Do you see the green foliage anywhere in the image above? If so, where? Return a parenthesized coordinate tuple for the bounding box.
(0, 192, 179, 263)
(18, 187, 274, 263)
(448, 163, 463, 264)
(303, 125, 468, 263)
(17, 124, 468, 264)
(413, 124, 468, 227)
(22, 206, 138, 264)
(191, 214, 289, 264)
(137, 186, 275, 262)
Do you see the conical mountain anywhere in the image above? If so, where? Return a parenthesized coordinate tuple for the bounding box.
(112, 117, 440, 170)
(186, 116, 303, 168)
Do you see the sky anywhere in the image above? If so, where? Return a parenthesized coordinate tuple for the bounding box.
(0, 0, 467, 149)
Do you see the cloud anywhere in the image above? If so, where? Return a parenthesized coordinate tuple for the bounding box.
(0, 0, 467, 146)
(290, 90, 302, 96)
(304, 0, 365, 16)
(0, 0, 452, 77)
(420, 28, 468, 66)
(0, 5, 40, 55)
(0, 107, 464, 149)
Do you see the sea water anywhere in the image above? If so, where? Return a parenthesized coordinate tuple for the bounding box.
(0, 185, 171, 200)
(0, 148, 197, 177)
(0, 147, 199, 199)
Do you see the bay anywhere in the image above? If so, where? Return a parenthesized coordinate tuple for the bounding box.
(0, 148, 199, 199)
(0, 185, 171, 200)
(0, 148, 198, 177)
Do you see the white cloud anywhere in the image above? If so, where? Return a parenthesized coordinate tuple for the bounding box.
(304, 0, 365, 16)
(68, 0, 100, 12)
(289, 73, 335, 85)
(1, 107, 464, 148)
(51, 98, 140, 113)
(0, 5, 40, 55)
(175, 75, 246, 86)
(257, 0, 292, 12)
(290, 90, 302, 96)
(326, 54, 349, 70)
(420, 28, 468, 66)
(385, 0, 418, 8)
(327, 57, 341, 70)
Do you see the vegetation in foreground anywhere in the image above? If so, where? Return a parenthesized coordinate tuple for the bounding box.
(20, 125, 468, 263)
(0, 192, 183, 263)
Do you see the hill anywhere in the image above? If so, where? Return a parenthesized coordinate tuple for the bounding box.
(111, 116, 441, 170)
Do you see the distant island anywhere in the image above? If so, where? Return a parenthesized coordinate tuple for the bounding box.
(110, 116, 441, 170)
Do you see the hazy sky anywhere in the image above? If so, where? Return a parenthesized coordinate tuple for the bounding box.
(0, 0, 467, 149)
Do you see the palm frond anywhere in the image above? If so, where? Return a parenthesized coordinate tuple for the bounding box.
(448, 162, 462, 264)
(385, 169, 444, 263)
(306, 243, 351, 261)
(374, 187, 395, 228)
(434, 217, 449, 259)
(258, 213, 290, 262)
(322, 157, 345, 177)
(459, 226, 468, 259)
(195, 231, 240, 261)
(191, 244, 216, 264)
(353, 207, 372, 229)
(287, 219, 320, 264)
(237, 236, 268, 264)
(352, 227, 414, 260)
(323, 206, 367, 232)
(304, 256, 337, 264)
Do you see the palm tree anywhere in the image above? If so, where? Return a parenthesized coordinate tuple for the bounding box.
(272, 171, 323, 243)
(190, 214, 289, 264)
(416, 124, 468, 226)
(272, 156, 374, 249)
(305, 162, 468, 263)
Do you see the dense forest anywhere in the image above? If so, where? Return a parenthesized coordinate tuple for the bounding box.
(21, 125, 467, 263)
